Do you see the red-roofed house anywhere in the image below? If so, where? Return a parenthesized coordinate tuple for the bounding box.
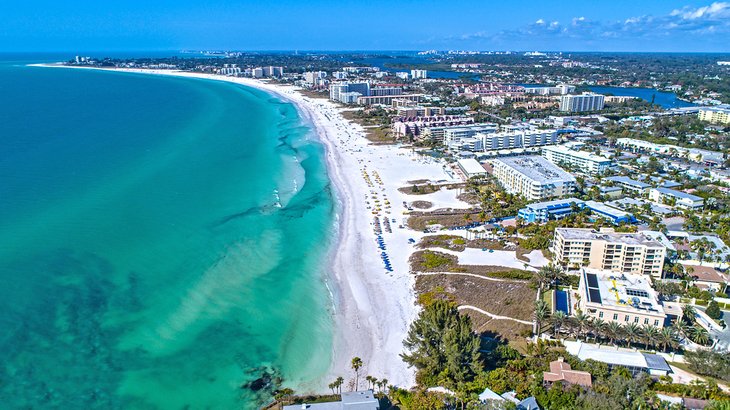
(543, 358, 593, 388)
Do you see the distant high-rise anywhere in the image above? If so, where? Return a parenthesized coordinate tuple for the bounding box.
(559, 94, 605, 112)
(410, 69, 427, 79)
(329, 82, 371, 103)
(262, 66, 284, 78)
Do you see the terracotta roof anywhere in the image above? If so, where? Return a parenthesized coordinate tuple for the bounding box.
(682, 264, 730, 284)
(543, 359, 593, 388)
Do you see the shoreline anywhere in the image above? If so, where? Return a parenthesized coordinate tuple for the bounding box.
(33, 64, 459, 392)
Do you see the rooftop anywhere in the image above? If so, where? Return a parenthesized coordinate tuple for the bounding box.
(457, 158, 487, 175)
(543, 145, 612, 163)
(581, 269, 664, 315)
(283, 391, 379, 410)
(523, 197, 584, 210)
(584, 200, 632, 219)
(565, 341, 672, 372)
(543, 358, 593, 387)
(605, 176, 651, 189)
(493, 155, 576, 184)
(652, 187, 703, 202)
(556, 228, 664, 247)
(681, 264, 730, 284)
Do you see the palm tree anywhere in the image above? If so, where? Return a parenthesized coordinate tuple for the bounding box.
(365, 375, 374, 390)
(672, 320, 691, 342)
(658, 327, 677, 352)
(380, 378, 388, 394)
(351, 357, 363, 391)
(328, 382, 336, 395)
(682, 305, 697, 324)
(624, 322, 642, 347)
(641, 325, 660, 351)
(533, 300, 550, 336)
(689, 326, 710, 346)
(335, 376, 344, 394)
(606, 321, 623, 346)
(574, 311, 591, 341)
(591, 318, 607, 342)
(551, 310, 567, 338)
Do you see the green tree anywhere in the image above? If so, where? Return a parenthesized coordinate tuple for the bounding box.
(623, 322, 642, 347)
(706, 300, 723, 320)
(401, 300, 482, 387)
(684, 349, 730, 383)
(551, 311, 567, 338)
(351, 357, 363, 391)
(533, 300, 550, 336)
(606, 321, 623, 345)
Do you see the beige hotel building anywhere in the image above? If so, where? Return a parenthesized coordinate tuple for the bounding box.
(578, 269, 666, 328)
(553, 228, 666, 277)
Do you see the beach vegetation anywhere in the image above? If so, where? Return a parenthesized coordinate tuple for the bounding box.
(402, 300, 481, 388)
(412, 250, 458, 271)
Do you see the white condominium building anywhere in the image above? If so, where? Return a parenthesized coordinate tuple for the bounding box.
(490, 156, 576, 201)
(542, 145, 612, 175)
(649, 188, 704, 209)
(410, 69, 428, 79)
(559, 93, 605, 112)
(578, 269, 666, 328)
(553, 228, 666, 277)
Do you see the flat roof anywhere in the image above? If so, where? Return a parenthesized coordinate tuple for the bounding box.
(493, 155, 576, 184)
(605, 176, 651, 189)
(566, 341, 671, 371)
(457, 158, 487, 175)
(523, 197, 584, 210)
(543, 145, 611, 163)
(584, 200, 631, 219)
(582, 269, 664, 314)
(556, 228, 664, 247)
(652, 187, 703, 202)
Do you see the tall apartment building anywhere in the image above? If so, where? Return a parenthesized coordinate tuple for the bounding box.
(442, 124, 500, 144)
(553, 228, 666, 277)
(304, 71, 327, 84)
(329, 82, 371, 103)
(559, 94, 605, 112)
(490, 156, 576, 200)
(698, 106, 730, 125)
(262, 66, 284, 77)
(542, 145, 612, 174)
(476, 129, 558, 151)
(410, 69, 428, 79)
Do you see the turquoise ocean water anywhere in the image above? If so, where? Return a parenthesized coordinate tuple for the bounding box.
(0, 55, 335, 409)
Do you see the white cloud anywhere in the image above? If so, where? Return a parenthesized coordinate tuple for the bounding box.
(670, 2, 730, 19)
(454, 2, 730, 48)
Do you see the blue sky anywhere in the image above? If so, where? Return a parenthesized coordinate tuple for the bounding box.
(2, 0, 730, 52)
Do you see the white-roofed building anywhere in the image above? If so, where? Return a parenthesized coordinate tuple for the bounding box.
(564, 341, 672, 376)
(283, 391, 379, 410)
(649, 188, 704, 209)
(457, 158, 488, 179)
(578, 269, 666, 328)
(490, 156, 576, 200)
(542, 145, 612, 175)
